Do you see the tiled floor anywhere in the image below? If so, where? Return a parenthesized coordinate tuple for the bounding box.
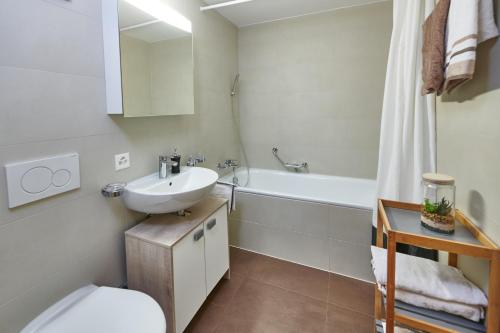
(186, 247, 375, 333)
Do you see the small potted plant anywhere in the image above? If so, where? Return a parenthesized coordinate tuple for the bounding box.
(421, 174, 456, 234)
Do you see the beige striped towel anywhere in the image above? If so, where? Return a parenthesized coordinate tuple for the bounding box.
(442, 0, 499, 94)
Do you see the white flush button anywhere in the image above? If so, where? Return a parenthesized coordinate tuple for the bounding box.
(5, 153, 80, 208)
(21, 167, 53, 194)
(52, 169, 71, 187)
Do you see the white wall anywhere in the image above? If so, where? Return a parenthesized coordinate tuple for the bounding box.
(437, 0, 500, 290)
(237, 1, 392, 178)
(0, 0, 238, 331)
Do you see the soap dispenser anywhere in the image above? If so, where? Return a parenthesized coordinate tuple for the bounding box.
(171, 148, 181, 174)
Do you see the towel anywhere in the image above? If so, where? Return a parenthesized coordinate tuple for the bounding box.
(443, 0, 499, 93)
(371, 246, 487, 321)
(421, 0, 451, 95)
(371, 246, 487, 306)
(211, 182, 236, 213)
(378, 321, 419, 333)
(377, 284, 484, 322)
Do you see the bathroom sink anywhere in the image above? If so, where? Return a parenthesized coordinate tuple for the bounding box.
(122, 167, 218, 214)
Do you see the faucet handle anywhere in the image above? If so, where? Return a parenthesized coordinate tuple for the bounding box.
(225, 159, 240, 167)
(187, 154, 206, 167)
(194, 153, 205, 163)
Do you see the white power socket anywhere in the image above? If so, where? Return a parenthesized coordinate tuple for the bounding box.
(114, 152, 130, 171)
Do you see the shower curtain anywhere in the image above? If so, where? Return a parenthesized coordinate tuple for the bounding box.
(376, 0, 437, 207)
(374, 0, 437, 259)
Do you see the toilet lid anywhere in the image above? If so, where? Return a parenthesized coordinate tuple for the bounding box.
(22, 286, 166, 333)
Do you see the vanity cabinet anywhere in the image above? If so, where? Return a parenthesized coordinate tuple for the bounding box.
(125, 197, 229, 333)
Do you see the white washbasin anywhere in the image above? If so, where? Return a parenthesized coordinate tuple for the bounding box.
(122, 167, 218, 214)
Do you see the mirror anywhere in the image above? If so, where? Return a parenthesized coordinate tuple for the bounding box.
(103, 0, 194, 117)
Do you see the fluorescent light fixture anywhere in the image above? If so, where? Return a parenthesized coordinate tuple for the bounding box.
(200, 0, 253, 12)
(123, 0, 192, 33)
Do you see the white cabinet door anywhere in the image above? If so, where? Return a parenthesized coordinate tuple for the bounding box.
(204, 205, 230, 294)
(173, 224, 206, 333)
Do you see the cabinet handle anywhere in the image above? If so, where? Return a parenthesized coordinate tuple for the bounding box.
(207, 218, 217, 230)
(193, 229, 204, 241)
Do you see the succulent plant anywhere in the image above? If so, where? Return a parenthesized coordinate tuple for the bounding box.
(424, 197, 452, 216)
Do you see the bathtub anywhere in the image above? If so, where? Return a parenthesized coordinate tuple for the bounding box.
(221, 168, 375, 210)
(221, 168, 377, 282)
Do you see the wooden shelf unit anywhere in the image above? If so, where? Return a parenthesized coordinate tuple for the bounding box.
(375, 199, 500, 333)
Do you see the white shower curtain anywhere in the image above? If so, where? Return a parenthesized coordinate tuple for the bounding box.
(376, 0, 437, 214)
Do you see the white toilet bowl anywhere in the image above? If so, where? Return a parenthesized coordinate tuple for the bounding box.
(21, 285, 166, 333)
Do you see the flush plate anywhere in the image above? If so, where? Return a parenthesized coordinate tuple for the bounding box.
(5, 153, 80, 208)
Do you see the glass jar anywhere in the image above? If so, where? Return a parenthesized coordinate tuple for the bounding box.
(421, 173, 456, 234)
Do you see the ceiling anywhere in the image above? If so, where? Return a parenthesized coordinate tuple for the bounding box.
(203, 0, 386, 27)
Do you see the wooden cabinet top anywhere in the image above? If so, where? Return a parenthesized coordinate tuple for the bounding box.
(125, 196, 227, 248)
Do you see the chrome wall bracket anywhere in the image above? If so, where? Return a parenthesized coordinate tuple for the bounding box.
(101, 182, 126, 198)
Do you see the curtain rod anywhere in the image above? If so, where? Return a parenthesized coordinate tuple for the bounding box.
(200, 0, 253, 12)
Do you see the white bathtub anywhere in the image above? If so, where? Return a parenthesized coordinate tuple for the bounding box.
(221, 168, 377, 282)
(221, 168, 376, 210)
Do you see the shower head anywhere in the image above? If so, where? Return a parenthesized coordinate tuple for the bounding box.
(231, 74, 240, 96)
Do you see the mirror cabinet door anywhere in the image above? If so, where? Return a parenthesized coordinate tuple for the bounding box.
(103, 0, 194, 117)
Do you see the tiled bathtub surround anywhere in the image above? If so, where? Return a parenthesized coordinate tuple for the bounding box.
(229, 191, 375, 282)
(237, 1, 392, 178)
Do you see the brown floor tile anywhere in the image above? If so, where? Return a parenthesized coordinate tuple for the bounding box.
(185, 302, 226, 333)
(217, 278, 327, 333)
(230, 246, 261, 275)
(328, 273, 375, 316)
(249, 255, 329, 302)
(207, 272, 246, 306)
(189, 249, 377, 333)
(324, 304, 374, 333)
(231, 247, 329, 301)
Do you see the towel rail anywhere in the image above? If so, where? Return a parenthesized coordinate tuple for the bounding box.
(271, 147, 308, 171)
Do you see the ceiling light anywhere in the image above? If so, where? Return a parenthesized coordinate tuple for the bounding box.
(123, 0, 192, 33)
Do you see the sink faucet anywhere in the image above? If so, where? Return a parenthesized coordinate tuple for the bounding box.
(159, 155, 178, 179)
(186, 154, 206, 167)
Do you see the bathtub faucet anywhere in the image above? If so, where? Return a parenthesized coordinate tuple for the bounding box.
(217, 159, 241, 186)
(272, 147, 308, 172)
(217, 159, 240, 169)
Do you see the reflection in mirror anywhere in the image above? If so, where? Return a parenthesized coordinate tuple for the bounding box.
(118, 0, 194, 117)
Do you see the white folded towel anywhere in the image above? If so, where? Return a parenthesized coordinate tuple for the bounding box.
(380, 321, 417, 333)
(211, 182, 236, 213)
(443, 0, 499, 93)
(371, 246, 487, 321)
(378, 284, 484, 322)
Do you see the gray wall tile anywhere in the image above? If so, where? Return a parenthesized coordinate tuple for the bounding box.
(0, 0, 239, 331)
(237, 2, 392, 178)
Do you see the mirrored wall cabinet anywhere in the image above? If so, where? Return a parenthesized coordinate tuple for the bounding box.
(102, 0, 194, 117)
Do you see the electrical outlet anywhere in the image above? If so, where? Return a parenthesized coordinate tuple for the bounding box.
(114, 152, 130, 171)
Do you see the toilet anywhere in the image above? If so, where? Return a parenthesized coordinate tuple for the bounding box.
(21, 285, 166, 333)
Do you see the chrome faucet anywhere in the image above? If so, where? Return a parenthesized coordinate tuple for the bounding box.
(186, 154, 206, 167)
(159, 155, 178, 179)
(217, 159, 241, 186)
(217, 159, 240, 169)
